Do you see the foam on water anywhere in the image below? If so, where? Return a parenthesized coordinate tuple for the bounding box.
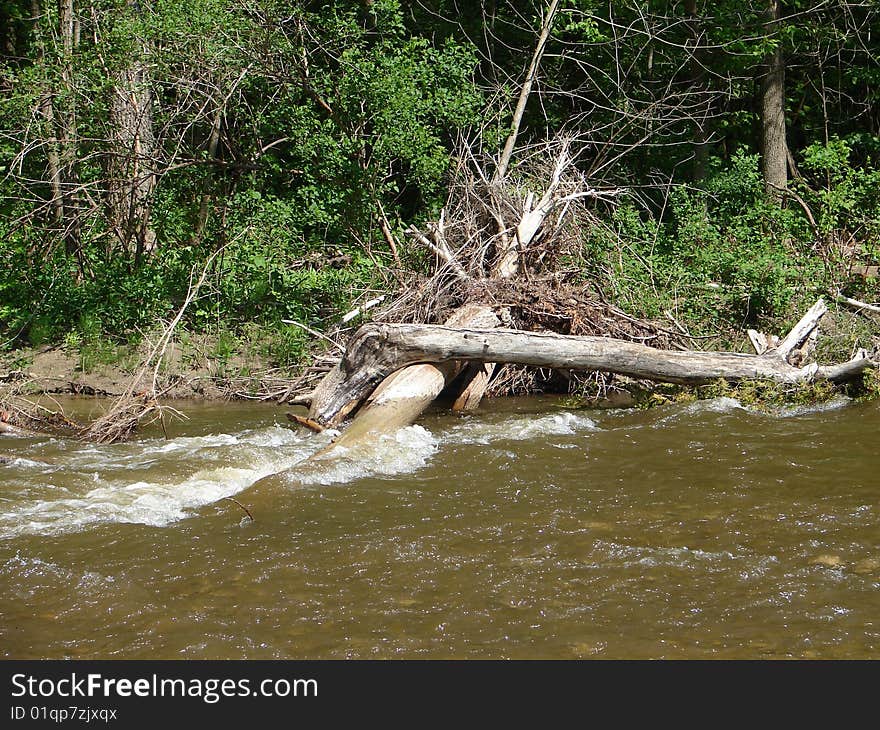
(681, 396, 746, 415)
(657, 394, 853, 424)
(773, 395, 852, 418)
(0, 425, 328, 538)
(282, 424, 439, 486)
(442, 411, 598, 445)
(0, 421, 446, 536)
(4, 409, 591, 537)
(5, 457, 53, 470)
(0, 393, 853, 538)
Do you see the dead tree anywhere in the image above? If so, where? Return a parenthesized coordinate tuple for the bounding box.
(308, 298, 874, 428)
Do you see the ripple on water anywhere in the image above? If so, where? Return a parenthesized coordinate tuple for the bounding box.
(0, 425, 328, 538)
(442, 411, 598, 445)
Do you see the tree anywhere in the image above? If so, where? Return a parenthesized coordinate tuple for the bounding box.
(761, 0, 788, 197)
(106, 0, 157, 262)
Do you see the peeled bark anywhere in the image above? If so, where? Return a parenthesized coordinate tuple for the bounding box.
(451, 362, 495, 412)
(310, 298, 874, 428)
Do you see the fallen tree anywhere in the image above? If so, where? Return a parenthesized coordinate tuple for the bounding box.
(283, 6, 874, 450)
(308, 304, 499, 451)
(308, 297, 875, 428)
(290, 6, 624, 440)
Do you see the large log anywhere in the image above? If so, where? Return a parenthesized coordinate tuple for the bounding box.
(308, 304, 499, 449)
(310, 298, 874, 427)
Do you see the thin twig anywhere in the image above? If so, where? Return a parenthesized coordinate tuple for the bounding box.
(281, 320, 345, 352)
(223, 497, 254, 522)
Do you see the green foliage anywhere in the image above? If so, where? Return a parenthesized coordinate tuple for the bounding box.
(579, 151, 826, 337)
(798, 137, 880, 237)
(695, 378, 837, 410)
(257, 324, 311, 370)
(2, 0, 880, 392)
(0, 0, 481, 350)
(636, 376, 842, 411)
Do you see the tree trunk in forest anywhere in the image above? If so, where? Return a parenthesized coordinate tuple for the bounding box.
(30, 0, 66, 236)
(108, 56, 157, 260)
(49, 0, 83, 267)
(761, 0, 788, 198)
(309, 299, 874, 428)
(193, 108, 223, 244)
(38, 92, 65, 233)
(685, 0, 709, 183)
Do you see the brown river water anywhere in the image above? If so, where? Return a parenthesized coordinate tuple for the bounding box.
(1, 395, 877, 659)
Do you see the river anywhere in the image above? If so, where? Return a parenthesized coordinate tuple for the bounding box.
(1, 395, 877, 658)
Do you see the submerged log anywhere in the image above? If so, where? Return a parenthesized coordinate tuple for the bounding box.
(310, 298, 874, 427)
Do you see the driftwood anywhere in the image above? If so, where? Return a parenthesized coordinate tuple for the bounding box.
(308, 298, 874, 428)
(309, 304, 499, 452)
(834, 290, 880, 315)
(286, 412, 325, 433)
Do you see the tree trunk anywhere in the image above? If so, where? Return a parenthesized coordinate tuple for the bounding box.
(192, 107, 223, 244)
(57, 0, 82, 264)
(108, 58, 157, 260)
(106, 0, 157, 262)
(37, 92, 65, 233)
(685, 0, 710, 183)
(310, 299, 874, 428)
(761, 0, 788, 197)
(451, 362, 495, 412)
(308, 304, 499, 449)
(33, 0, 83, 269)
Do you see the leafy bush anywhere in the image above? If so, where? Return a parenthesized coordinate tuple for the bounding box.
(578, 151, 827, 338)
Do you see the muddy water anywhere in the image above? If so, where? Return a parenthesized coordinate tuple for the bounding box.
(1, 395, 878, 659)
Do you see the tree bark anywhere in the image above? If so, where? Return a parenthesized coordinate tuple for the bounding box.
(309, 299, 873, 428)
(57, 0, 82, 264)
(308, 304, 499, 441)
(108, 59, 157, 260)
(33, 0, 82, 267)
(761, 0, 788, 197)
(685, 0, 710, 183)
(451, 362, 495, 412)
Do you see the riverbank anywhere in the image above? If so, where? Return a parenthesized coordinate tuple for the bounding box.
(0, 333, 298, 401)
(3, 299, 878, 410)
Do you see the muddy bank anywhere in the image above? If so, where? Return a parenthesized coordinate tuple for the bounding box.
(0, 344, 294, 401)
